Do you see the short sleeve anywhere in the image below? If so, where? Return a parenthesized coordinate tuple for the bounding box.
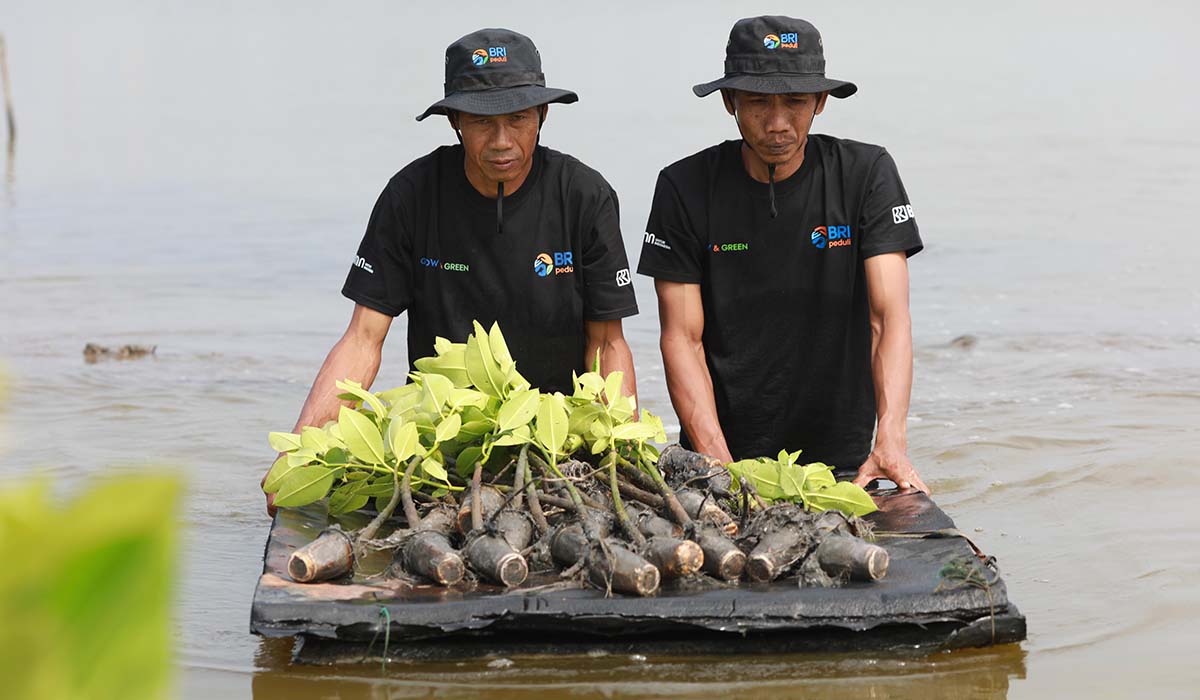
(637, 171, 703, 283)
(341, 183, 412, 316)
(581, 186, 639, 321)
(858, 151, 924, 259)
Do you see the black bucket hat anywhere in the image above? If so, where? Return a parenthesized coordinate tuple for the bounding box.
(693, 16, 857, 99)
(416, 28, 578, 122)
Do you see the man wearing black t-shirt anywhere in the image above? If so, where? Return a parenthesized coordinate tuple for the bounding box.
(638, 16, 928, 493)
(263, 29, 639, 515)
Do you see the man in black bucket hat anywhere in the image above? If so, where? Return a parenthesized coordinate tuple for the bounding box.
(263, 29, 639, 515)
(638, 16, 929, 493)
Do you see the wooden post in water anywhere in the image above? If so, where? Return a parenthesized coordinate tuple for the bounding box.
(0, 34, 15, 147)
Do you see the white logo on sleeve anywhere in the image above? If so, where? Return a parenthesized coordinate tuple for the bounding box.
(354, 255, 374, 274)
(643, 232, 672, 251)
(892, 204, 915, 225)
(615, 268, 631, 287)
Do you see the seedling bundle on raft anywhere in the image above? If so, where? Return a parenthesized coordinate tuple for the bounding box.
(263, 322, 889, 596)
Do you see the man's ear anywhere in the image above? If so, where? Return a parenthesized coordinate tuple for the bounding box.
(814, 91, 829, 116)
(720, 89, 737, 117)
(446, 111, 459, 131)
(538, 104, 549, 126)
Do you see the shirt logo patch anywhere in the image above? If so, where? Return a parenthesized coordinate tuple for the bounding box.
(534, 251, 574, 277)
(644, 232, 672, 251)
(811, 225, 852, 250)
(892, 204, 914, 224)
(615, 268, 631, 287)
(710, 242, 750, 253)
(353, 255, 374, 274)
(472, 47, 507, 65)
(420, 257, 470, 272)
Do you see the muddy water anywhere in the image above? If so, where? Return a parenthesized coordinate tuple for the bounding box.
(2, 1, 1199, 698)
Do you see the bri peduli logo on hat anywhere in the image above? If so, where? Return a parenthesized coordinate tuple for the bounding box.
(472, 46, 508, 66)
(763, 32, 799, 50)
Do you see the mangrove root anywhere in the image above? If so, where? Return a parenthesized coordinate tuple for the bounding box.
(551, 526, 660, 596)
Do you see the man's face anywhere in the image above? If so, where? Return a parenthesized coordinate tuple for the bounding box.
(452, 106, 544, 185)
(723, 90, 828, 165)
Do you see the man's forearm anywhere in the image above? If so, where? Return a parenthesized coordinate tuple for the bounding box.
(292, 332, 385, 432)
(870, 310, 913, 449)
(661, 333, 732, 463)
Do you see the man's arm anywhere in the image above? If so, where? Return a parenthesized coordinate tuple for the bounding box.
(585, 319, 637, 405)
(262, 304, 394, 515)
(655, 280, 733, 463)
(851, 252, 929, 493)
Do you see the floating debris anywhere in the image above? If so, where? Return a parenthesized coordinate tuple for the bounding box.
(83, 343, 157, 363)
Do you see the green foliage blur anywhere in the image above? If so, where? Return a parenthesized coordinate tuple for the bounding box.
(0, 368, 180, 700)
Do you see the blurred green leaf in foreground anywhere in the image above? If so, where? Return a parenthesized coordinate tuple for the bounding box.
(0, 408, 180, 700)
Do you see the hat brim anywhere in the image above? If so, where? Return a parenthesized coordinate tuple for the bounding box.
(416, 85, 578, 121)
(692, 74, 857, 99)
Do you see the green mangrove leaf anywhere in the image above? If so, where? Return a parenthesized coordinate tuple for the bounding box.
(591, 436, 609, 455)
(434, 413, 462, 444)
(535, 394, 569, 457)
(420, 373, 455, 413)
(604, 371, 624, 407)
(414, 345, 471, 387)
(262, 454, 296, 494)
(492, 425, 531, 447)
(609, 394, 636, 423)
(421, 455, 449, 483)
(459, 419, 494, 438)
(274, 466, 336, 507)
(488, 322, 514, 367)
(497, 388, 541, 432)
(589, 418, 612, 439)
(568, 403, 605, 436)
(573, 371, 605, 401)
(799, 463, 837, 490)
(469, 321, 509, 397)
(611, 421, 659, 442)
(466, 334, 503, 397)
(388, 420, 420, 463)
(268, 431, 302, 453)
(299, 426, 330, 453)
(328, 480, 370, 515)
(285, 448, 318, 468)
(335, 379, 388, 417)
(343, 470, 370, 481)
(339, 406, 385, 465)
(727, 458, 786, 501)
(377, 382, 420, 405)
(455, 446, 483, 478)
(448, 387, 489, 410)
(640, 409, 668, 443)
(323, 446, 349, 467)
(806, 481, 879, 516)
(433, 335, 454, 355)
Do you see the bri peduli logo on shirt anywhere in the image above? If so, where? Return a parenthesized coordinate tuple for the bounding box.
(420, 256, 470, 273)
(472, 47, 508, 65)
(811, 225, 852, 250)
(534, 251, 574, 277)
(710, 242, 750, 253)
(763, 32, 799, 50)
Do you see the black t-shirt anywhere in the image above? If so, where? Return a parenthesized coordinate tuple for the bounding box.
(343, 144, 638, 394)
(637, 135, 922, 468)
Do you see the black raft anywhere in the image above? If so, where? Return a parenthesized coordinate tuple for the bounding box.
(250, 488, 1025, 663)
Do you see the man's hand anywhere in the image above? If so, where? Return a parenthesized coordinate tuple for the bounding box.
(852, 443, 929, 494)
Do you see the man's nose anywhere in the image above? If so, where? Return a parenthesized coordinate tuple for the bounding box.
(764, 105, 792, 134)
(491, 123, 515, 151)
